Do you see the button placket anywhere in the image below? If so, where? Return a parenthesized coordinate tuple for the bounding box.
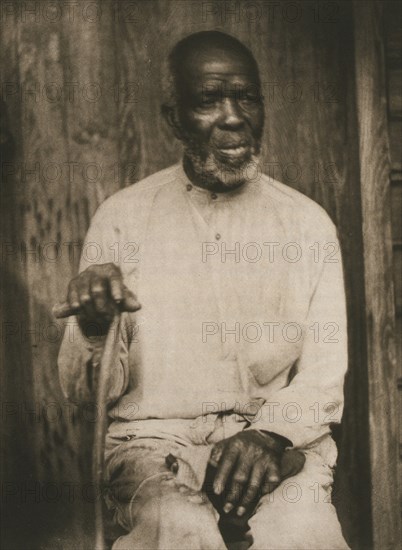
(210, 193, 220, 240)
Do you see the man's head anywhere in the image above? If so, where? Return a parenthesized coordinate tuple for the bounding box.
(162, 31, 264, 190)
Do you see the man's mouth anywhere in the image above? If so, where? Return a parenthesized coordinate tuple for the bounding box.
(215, 142, 251, 158)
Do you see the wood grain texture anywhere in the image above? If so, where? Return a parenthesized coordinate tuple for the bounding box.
(391, 185, 402, 243)
(385, 6, 402, 505)
(388, 67, 402, 117)
(0, 2, 62, 544)
(1, 1, 399, 548)
(1, 2, 117, 547)
(389, 120, 402, 172)
(353, 2, 401, 548)
(4, 6, 89, 547)
(394, 248, 402, 313)
(0, 7, 38, 547)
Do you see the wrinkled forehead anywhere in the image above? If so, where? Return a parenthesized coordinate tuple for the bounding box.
(174, 45, 260, 91)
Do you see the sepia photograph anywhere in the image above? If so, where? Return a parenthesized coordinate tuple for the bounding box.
(1, 1, 401, 549)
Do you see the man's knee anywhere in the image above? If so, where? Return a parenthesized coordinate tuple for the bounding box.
(114, 486, 225, 550)
(128, 478, 215, 529)
(249, 499, 349, 550)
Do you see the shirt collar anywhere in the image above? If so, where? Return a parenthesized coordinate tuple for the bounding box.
(175, 160, 261, 203)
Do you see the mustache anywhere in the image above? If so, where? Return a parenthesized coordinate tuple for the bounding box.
(212, 133, 252, 148)
(182, 134, 260, 159)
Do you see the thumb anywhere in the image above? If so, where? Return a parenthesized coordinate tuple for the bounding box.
(280, 450, 305, 479)
(209, 442, 224, 468)
(120, 286, 141, 312)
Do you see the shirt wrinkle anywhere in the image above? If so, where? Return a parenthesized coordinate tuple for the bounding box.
(58, 163, 348, 450)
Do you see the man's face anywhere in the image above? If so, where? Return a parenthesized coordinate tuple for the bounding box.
(174, 46, 264, 188)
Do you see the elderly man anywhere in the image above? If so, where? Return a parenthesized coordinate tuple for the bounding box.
(58, 31, 349, 549)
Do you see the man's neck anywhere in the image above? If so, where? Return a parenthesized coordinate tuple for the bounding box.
(182, 155, 245, 194)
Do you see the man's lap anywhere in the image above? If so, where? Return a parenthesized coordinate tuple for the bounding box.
(104, 429, 349, 549)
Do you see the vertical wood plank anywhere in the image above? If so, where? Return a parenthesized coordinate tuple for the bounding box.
(17, 4, 73, 484)
(59, 2, 121, 543)
(353, 2, 400, 548)
(384, 0, 402, 517)
(2, 1, 394, 547)
(1, 2, 119, 547)
(0, 6, 37, 547)
(11, 4, 87, 546)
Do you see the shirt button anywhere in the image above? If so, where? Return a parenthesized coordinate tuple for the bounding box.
(211, 193, 218, 200)
(215, 233, 221, 240)
(186, 184, 192, 191)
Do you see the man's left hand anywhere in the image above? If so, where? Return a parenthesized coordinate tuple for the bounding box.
(210, 429, 305, 517)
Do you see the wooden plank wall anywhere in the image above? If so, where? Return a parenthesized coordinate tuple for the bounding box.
(353, 2, 400, 548)
(383, 0, 402, 517)
(0, 1, 398, 548)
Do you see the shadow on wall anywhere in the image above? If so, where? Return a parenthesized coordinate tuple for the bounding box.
(1, 98, 96, 550)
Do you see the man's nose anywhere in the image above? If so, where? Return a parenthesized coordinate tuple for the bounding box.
(219, 97, 245, 130)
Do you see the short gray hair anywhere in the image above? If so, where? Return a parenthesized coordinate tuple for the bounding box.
(161, 31, 261, 113)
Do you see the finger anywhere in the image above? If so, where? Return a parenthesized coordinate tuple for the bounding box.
(110, 274, 124, 303)
(90, 276, 109, 314)
(237, 463, 265, 516)
(67, 284, 81, 311)
(76, 275, 103, 325)
(77, 275, 92, 314)
(224, 462, 252, 511)
(213, 448, 239, 496)
(121, 286, 141, 312)
(261, 460, 281, 495)
(223, 480, 243, 514)
(266, 456, 281, 483)
(209, 443, 224, 468)
(281, 450, 305, 479)
(52, 301, 78, 319)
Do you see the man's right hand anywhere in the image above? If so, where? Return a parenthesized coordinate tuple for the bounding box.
(63, 263, 141, 335)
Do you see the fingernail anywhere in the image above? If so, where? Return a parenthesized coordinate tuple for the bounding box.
(213, 483, 222, 495)
(268, 475, 280, 483)
(237, 507, 246, 517)
(223, 503, 233, 514)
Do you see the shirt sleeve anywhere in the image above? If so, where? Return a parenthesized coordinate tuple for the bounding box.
(57, 202, 131, 405)
(248, 226, 348, 449)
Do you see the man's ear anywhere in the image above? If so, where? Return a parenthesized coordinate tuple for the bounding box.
(161, 104, 184, 141)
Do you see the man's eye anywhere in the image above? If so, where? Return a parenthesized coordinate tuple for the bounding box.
(239, 94, 259, 104)
(200, 96, 219, 106)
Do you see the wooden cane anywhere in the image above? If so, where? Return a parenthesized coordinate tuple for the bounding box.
(54, 303, 121, 550)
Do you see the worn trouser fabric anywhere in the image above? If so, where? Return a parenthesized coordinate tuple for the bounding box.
(104, 414, 349, 550)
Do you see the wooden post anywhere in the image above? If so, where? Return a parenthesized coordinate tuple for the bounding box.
(353, 2, 401, 548)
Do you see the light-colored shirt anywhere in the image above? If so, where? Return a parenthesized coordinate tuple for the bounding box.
(58, 163, 348, 449)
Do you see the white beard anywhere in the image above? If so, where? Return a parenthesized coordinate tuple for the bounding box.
(184, 143, 261, 189)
